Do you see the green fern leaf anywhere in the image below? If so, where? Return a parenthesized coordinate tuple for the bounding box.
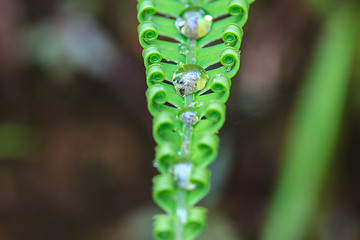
(137, 0, 254, 239)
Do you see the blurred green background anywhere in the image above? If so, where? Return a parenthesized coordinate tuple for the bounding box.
(0, 0, 359, 239)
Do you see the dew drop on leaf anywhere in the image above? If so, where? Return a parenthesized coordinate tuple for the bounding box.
(175, 6, 213, 39)
(174, 163, 195, 190)
(180, 111, 198, 126)
(173, 64, 209, 96)
(178, 44, 189, 55)
(153, 160, 158, 168)
(176, 207, 187, 224)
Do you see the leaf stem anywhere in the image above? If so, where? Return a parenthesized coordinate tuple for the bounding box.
(175, 38, 198, 240)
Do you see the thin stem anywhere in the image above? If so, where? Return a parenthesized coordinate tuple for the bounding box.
(175, 38, 198, 240)
(175, 189, 186, 240)
(187, 39, 196, 65)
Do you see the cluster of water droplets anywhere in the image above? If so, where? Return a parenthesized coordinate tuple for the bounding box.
(180, 110, 199, 126)
(172, 6, 213, 97)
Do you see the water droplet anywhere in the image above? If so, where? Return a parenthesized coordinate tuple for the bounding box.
(178, 62, 185, 66)
(177, 207, 187, 224)
(180, 111, 198, 126)
(153, 160, 158, 168)
(226, 67, 231, 72)
(192, 57, 197, 63)
(178, 44, 189, 55)
(174, 163, 194, 189)
(175, 7, 213, 39)
(173, 64, 209, 96)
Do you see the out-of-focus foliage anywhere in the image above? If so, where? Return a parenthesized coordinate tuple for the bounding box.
(0, 123, 40, 159)
(262, 2, 360, 240)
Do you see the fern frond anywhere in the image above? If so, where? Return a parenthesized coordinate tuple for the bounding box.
(137, 0, 254, 239)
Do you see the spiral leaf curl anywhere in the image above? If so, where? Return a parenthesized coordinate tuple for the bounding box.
(153, 174, 177, 214)
(228, 0, 249, 24)
(137, 0, 254, 239)
(153, 215, 175, 240)
(153, 111, 181, 144)
(139, 21, 159, 45)
(137, 0, 156, 22)
(222, 24, 244, 49)
(155, 143, 179, 173)
(191, 132, 219, 167)
(187, 167, 211, 205)
(183, 207, 207, 240)
(143, 45, 162, 67)
(147, 64, 166, 85)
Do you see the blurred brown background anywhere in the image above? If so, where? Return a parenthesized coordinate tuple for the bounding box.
(0, 0, 359, 239)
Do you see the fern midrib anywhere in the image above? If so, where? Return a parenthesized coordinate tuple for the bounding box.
(179, 39, 197, 160)
(175, 30, 199, 240)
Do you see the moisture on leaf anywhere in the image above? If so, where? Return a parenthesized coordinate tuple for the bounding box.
(172, 64, 209, 97)
(175, 6, 213, 40)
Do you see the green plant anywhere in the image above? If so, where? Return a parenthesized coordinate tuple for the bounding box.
(261, 3, 360, 240)
(137, 0, 254, 239)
